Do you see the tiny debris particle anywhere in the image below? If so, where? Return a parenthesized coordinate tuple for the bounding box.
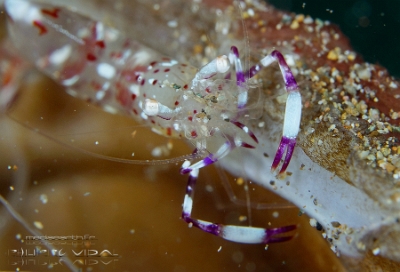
(309, 218, 317, 227)
(372, 247, 380, 255)
(357, 241, 366, 251)
(9, 186, 14, 191)
(217, 246, 222, 252)
(290, 20, 299, 29)
(236, 177, 244, 185)
(265, 244, 269, 250)
(40, 194, 48, 204)
(327, 49, 338, 61)
(239, 215, 247, 222)
(272, 211, 279, 218)
(347, 52, 356, 61)
(389, 82, 398, 89)
(7, 165, 18, 171)
(167, 20, 178, 28)
(34, 221, 44, 230)
(130, 229, 135, 234)
(84, 192, 91, 196)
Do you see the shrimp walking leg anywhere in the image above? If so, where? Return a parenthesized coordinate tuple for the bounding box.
(246, 50, 302, 174)
(181, 165, 296, 244)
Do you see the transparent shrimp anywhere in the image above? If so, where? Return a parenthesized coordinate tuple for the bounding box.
(6, 0, 301, 243)
(4, 0, 301, 244)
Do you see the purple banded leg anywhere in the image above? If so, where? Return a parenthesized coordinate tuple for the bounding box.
(181, 168, 296, 243)
(271, 137, 296, 174)
(180, 126, 257, 175)
(192, 55, 230, 88)
(180, 140, 233, 174)
(246, 50, 301, 174)
(229, 46, 245, 85)
(231, 120, 259, 145)
(229, 46, 248, 109)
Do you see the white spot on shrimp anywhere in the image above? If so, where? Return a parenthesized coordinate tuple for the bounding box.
(95, 89, 106, 100)
(61, 74, 79, 86)
(129, 85, 140, 96)
(159, 59, 178, 67)
(97, 63, 116, 79)
(49, 45, 72, 65)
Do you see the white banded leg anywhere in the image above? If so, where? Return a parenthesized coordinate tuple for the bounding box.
(181, 167, 296, 244)
(229, 46, 248, 109)
(248, 50, 302, 174)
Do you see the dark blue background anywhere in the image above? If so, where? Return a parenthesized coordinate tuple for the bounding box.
(267, 0, 400, 78)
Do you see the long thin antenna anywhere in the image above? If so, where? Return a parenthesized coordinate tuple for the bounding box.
(0, 194, 80, 272)
(235, 0, 251, 78)
(6, 113, 205, 166)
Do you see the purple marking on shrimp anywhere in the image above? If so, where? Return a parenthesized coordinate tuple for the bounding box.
(271, 137, 296, 173)
(231, 46, 239, 58)
(185, 176, 196, 194)
(236, 72, 245, 85)
(231, 46, 245, 84)
(184, 217, 221, 236)
(203, 156, 216, 166)
(271, 50, 298, 91)
(279, 138, 296, 173)
(231, 120, 259, 144)
(203, 73, 217, 80)
(264, 225, 296, 243)
(271, 137, 287, 169)
(157, 115, 171, 120)
(246, 64, 261, 79)
(180, 168, 192, 175)
(241, 142, 255, 149)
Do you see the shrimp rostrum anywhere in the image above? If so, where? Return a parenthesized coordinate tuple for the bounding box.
(5, 0, 301, 244)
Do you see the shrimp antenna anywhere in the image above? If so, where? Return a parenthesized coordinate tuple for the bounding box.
(0, 194, 80, 272)
(234, 0, 251, 78)
(6, 113, 205, 165)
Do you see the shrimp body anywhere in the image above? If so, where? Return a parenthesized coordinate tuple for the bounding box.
(5, 0, 301, 244)
(6, 0, 256, 151)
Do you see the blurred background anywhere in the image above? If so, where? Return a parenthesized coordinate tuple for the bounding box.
(268, 0, 400, 78)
